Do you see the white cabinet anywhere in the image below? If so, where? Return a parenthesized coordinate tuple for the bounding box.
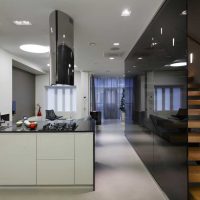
(0, 132, 93, 186)
(37, 160, 74, 185)
(75, 133, 93, 185)
(37, 134, 75, 185)
(37, 134, 74, 159)
(0, 134, 36, 185)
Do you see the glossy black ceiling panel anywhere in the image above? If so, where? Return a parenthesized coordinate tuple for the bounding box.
(125, 0, 187, 75)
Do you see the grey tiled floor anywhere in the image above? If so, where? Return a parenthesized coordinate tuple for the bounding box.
(0, 120, 167, 200)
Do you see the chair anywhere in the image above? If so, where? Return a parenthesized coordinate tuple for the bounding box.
(45, 110, 63, 121)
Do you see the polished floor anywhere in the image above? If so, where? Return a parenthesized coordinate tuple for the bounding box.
(0, 120, 167, 200)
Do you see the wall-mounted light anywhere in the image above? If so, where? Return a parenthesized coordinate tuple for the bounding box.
(172, 38, 175, 46)
(190, 53, 194, 64)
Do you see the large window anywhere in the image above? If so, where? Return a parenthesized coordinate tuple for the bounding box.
(46, 86, 76, 112)
(154, 86, 182, 111)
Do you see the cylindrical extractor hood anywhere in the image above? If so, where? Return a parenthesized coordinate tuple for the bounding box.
(49, 10, 74, 85)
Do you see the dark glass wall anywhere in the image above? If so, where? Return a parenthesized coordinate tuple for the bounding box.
(188, 0, 200, 198)
(125, 0, 187, 199)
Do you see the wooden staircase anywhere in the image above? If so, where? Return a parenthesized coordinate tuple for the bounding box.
(188, 76, 200, 199)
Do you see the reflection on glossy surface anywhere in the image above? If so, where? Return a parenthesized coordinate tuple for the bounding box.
(49, 10, 74, 85)
(125, 0, 187, 199)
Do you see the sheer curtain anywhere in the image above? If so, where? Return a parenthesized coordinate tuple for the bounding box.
(90, 76, 133, 121)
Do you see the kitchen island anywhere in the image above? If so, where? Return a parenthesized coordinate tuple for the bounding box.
(0, 119, 95, 190)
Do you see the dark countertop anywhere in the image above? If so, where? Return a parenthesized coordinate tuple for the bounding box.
(0, 118, 95, 133)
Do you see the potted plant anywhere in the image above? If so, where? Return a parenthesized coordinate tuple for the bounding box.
(119, 88, 126, 122)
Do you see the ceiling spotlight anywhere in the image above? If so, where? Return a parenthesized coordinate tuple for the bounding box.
(74, 65, 78, 68)
(181, 10, 187, 16)
(160, 27, 163, 35)
(13, 20, 32, 26)
(113, 42, 120, 46)
(50, 27, 53, 33)
(47, 63, 50, 67)
(138, 57, 143, 60)
(132, 66, 136, 68)
(20, 44, 50, 53)
(170, 62, 187, 67)
(63, 34, 66, 38)
(89, 42, 96, 46)
(121, 9, 131, 17)
(109, 57, 115, 60)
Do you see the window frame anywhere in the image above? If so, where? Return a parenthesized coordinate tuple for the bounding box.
(45, 85, 76, 112)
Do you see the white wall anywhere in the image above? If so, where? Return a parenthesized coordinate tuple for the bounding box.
(80, 72, 90, 118)
(0, 49, 12, 117)
(0, 48, 45, 120)
(35, 71, 90, 120)
(35, 74, 49, 117)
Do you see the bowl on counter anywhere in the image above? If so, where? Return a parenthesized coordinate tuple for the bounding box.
(16, 120, 23, 127)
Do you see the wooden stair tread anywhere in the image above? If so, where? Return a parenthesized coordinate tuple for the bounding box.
(189, 91, 200, 96)
(190, 187, 200, 200)
(189, 133, 200, 143)
(189, 109, 200, 116)
(188, 100, 200, 105)
(189, 166, 200, 183)
(188, 147, 200, 161)
(188, 120, 200, 128)
(188, 83, 200, 89)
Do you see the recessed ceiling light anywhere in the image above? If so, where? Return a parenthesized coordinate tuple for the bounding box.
(50, 27, 53, 33)
(160, 27, 163, 35)
(121, 9, 131, 17)
(63, 34, 66, 38)
(20, 44, 50, 54)
(132, 66, 136, 68)
(113, 42, 120, 46)
(109, 57, 115, 60)
(47, 63, 50, 67)
(180, 10, 187, 16)
(170, 62, 187, 67)
(190, 53, 193, 64)
(89, 42, 96, 46)
(74, 65, 78, 68)
(138, 57, 143, 60)
(13, 20, 32, 26)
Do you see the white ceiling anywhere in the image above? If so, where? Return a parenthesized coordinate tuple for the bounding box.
(0, 0, 164, 75)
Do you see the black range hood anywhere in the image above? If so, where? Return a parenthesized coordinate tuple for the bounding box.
(49, 10, 74, 85)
